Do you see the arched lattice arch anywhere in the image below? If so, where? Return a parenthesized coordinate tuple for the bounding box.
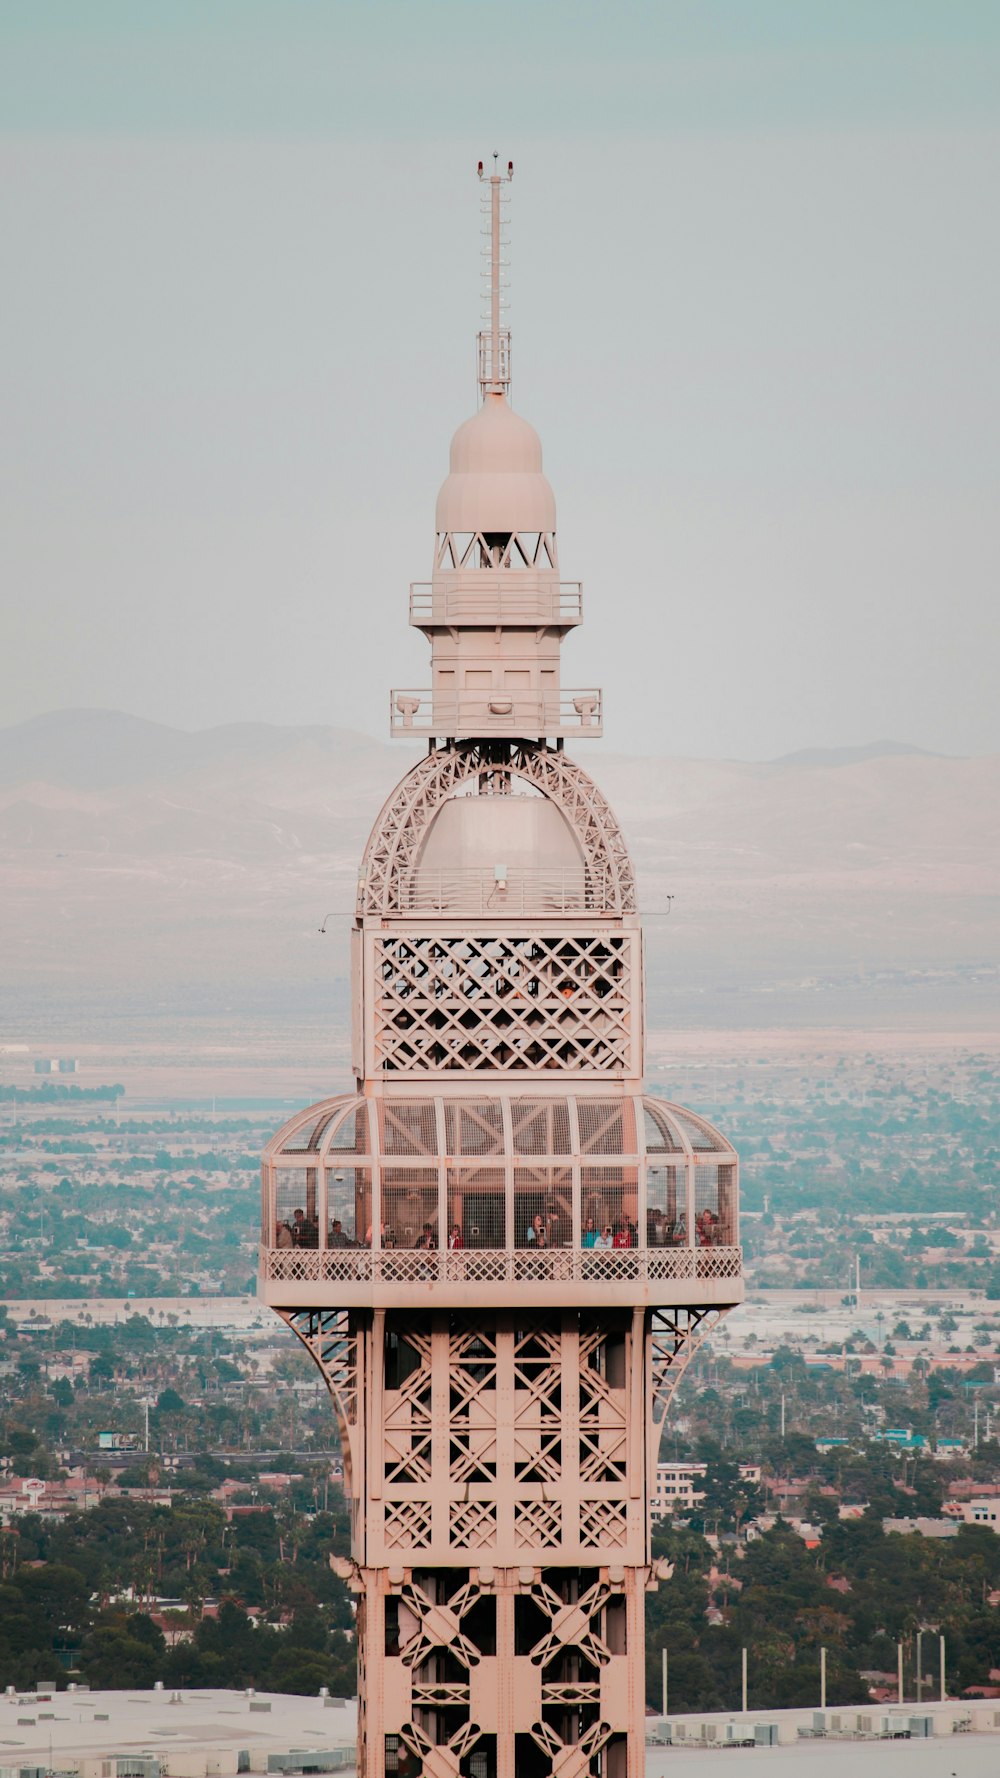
(358, 740, 636, 915)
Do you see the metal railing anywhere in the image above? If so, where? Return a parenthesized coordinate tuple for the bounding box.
(390, 688, 603, 737)
(398, 866, 592, 914)
(261, 1245, 742, 1287)
(478, 327, 511, 391)
(409, 579, 582, 626)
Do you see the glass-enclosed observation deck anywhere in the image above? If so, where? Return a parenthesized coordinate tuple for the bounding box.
(259, 1092, 742, 1310)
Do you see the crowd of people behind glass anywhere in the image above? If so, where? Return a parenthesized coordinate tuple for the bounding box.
(275, 1204, 721, 1250)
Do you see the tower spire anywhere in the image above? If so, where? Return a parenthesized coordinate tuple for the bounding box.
(477, 154, 513, 399)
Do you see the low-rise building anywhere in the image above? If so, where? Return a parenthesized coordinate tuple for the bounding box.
(651, 1461, 760, 1522)
(652, 1463, 707, 1517)
(883, 1516, 959, 1538)
(0, 1474, 106, 1523)
(945, 1498, 1000, 1531)
(933, 1438, 967, 1459)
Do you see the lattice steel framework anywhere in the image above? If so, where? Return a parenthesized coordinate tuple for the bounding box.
(272, 1286, 740, 1778)
(434, 528, 557, 572)
(281, 1304, 673, 1777)
(371, 932, 633, 1075)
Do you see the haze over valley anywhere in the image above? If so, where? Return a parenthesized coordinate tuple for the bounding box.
(3, 709, 996, 1042)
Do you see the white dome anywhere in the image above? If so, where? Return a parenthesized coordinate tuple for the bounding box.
(435, 393, 557, 534)
(415, 794, 584, 879)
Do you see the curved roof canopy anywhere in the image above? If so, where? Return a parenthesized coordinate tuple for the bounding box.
(265, 1093, 735, 1164)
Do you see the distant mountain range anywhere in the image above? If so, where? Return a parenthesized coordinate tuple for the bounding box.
(0, 707, 399, 794)
(766, 740, 939, 770)
(2, 711, 997, 1030)
(0, 710, 942, 792)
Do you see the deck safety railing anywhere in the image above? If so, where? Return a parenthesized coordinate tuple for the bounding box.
(409, 579, 582, 626)
(261, 1244, 742, 1287)
(397, 866, 592, 914)
(390, 688, 602, 737)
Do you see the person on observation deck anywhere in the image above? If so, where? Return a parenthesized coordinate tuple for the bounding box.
(595, 1224, 613, 1250)
(697, 1209, 717, 1246)
(612, 1221, 632, 1250)
(581, 1216, 598, 1248)
(275, 1221, 293, 1249)
(328, 1219, 350, 1248)
(448, 1223, 464, 1250)
(292, 1207, 318, 1248)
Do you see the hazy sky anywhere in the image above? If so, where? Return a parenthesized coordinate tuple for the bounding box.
(2, 2, 998, 760)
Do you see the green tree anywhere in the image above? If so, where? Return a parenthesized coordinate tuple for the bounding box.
(80, 1625, 160, 1688)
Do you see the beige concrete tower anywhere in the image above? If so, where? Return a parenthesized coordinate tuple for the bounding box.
(259, 163, 743, 1778)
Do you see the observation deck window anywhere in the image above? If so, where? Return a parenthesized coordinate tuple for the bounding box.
(581, 1167, 638, 1248)
(326, 1165, 372, 1249)
(578, 1098, 635, 1156)
(646, 1164, 686, 1248)
(274, 1168, 319, 1249)
(694, 1163, 736, 1249)
(445, 1099, 504, 1156)
(449, 1166, 505, 1249)
(511, 1097, 572, 1155)
(379, 1099, 437, 1156)
(514, 1166, 573, 1248)
(330, 1103, 370, 1154)
(643, 1104, 684, 1154)
(669, 1108, 726, 1152)
(382, 1166, 439, 1251)
(280, 1110, 339, 1154)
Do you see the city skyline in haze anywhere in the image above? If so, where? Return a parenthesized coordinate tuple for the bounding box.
(1, 2, 998, 761)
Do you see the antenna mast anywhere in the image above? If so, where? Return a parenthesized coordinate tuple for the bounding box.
(477, 153, 513, 400)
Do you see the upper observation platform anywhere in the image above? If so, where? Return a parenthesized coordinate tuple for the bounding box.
(409, 578, 582, 630)
(393, 386, 599, 743)
(259, 1091, 743, 1312)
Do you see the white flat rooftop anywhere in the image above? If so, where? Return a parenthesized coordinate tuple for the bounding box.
(4, 1691, 999, 1774)
(0, 1687, 356, 1769)
(647, 1704, 1000, 1778)
(649, 1740, 1000, 1777)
